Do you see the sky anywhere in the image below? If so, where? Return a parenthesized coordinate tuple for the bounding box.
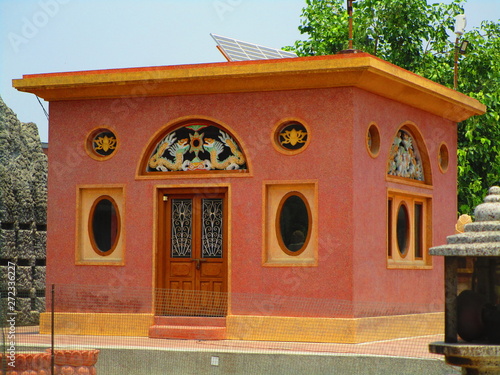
(1, 0, 499, 143)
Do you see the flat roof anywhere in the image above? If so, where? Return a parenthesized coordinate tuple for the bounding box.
(12, 53, 485, 122)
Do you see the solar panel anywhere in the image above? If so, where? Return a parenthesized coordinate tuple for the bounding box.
(210, 34, 298, 62)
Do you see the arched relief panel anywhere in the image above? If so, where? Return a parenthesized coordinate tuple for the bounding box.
(138, 118, 250, 178)
(386, 123, 432, 186)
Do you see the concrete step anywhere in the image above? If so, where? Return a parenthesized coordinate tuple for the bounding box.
(149, 316, 227, 340)
(153, 316, 226, 327)
(149, 325, 227, 340)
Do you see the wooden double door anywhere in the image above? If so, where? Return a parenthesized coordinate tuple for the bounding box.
(156, 188, 228, 316)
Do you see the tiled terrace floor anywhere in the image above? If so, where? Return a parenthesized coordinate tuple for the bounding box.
(16, 327, 444, 360)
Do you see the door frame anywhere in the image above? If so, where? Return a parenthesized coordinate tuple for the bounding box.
(153, 184, 231, 315)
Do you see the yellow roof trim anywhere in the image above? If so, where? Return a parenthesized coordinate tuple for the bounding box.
(12, 53, 485, 122)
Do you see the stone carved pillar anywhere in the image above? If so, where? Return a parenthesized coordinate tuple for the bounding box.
(0, 96, 47, 325)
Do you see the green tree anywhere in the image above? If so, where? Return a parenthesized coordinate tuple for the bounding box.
(456, 21, 500, 213)
(286, 0, 500, 215)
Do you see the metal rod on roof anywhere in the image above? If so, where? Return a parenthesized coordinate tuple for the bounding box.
(216, 45, 232, 62)
(36, 95, 49, 120)
(453, 14, 467, 90)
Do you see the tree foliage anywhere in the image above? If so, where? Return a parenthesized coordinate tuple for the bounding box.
(456, 21, 500, 213)
(286, 0, 500, 215)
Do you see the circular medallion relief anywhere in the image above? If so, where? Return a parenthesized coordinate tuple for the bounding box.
(86, 128, 118, 160)
(273, 120, 310, 155)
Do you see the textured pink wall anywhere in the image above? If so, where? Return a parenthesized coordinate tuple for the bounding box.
(351, 88, 451, 314)
(46, 85, 450, 316)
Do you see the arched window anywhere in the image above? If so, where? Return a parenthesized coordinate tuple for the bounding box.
(386, 124, 432, 269)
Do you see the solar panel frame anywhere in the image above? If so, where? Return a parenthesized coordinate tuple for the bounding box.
(211, 34, 298, 62)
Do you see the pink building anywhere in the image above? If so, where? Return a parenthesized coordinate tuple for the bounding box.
(13, 53, 485, 342)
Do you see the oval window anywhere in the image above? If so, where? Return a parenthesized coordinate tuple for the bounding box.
(366, 123, 380, 157)
(396, 203, 409, 257)
(277, 192, 311, 255)
(89, 196, 120, 255)
(439, 143, 449, 173)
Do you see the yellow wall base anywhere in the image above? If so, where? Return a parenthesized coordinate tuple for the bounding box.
(40, 312, 443, 343)
(226, 313, 444, 344)
(40, 313, 154, 337)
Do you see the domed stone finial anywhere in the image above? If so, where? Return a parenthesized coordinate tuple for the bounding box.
(431, 186, 500, 256)
(474, 186, 500, 222)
